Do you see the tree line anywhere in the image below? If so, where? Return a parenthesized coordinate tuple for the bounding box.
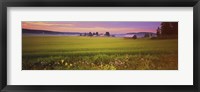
(156, 22, 178, 38)
(80, 32, 111, 37)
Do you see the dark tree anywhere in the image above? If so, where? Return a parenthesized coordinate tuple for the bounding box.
(89, 32, 93, 36)
(84, 33, 87, 36)
(156, 27, 161, 37)
(132, 35, 137, 39)
(144, 33, 150, 38)
(80, 33, 82, 36)
(93, 32, 96, 35)
(96, 32, 99, 36)
(161, 22, 178, 35)
(171, 22, 178, 35)
(105, 32, 110, 36)
(160, 22, 178, 38)
(161, 22, 172, 35)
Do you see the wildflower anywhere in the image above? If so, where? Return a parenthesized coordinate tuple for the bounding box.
(61, 60, 64, 63)
(65, 62, 68, 66)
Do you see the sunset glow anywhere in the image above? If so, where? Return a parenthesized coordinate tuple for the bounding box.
(22, 21, 161, 34)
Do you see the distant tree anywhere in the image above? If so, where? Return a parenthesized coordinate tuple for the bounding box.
(80, 33, 82, 36)
(150, 33, 153, 37)
(111, 35, 115, 37)
(89, 32, 93, 36)
(156, 27, 161, 37)
(93, 32, 96, 35)
(132, 35, 137, 39)
(96, 32, 99, 36)
(84, 33, 87, 36)
(144, 33, 150, 38)
(105, 32, 110, 36)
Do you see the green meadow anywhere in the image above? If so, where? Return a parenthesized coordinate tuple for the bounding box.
(22, 36, 178, 70)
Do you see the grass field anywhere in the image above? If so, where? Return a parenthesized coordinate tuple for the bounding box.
(22, 36, 178, 70)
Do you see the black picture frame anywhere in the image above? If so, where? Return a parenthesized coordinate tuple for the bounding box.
(0, 0, 199, 92)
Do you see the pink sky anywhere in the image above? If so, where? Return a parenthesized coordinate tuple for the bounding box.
(22, 21, 161, 34)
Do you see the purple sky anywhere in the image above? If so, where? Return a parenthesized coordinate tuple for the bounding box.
(22, 22, 161, 34)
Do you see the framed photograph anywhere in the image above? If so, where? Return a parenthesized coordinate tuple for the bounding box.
(0, 0, 199, 92)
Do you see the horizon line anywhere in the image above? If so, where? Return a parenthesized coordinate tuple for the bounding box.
(22, 28, 157, 34)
